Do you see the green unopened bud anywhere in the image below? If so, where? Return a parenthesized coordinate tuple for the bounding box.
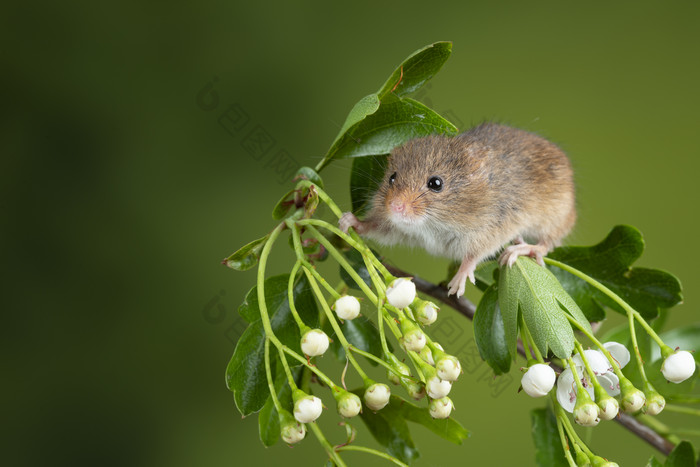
(387, 360, 411, 385)
(278, 410, 306, 444)
(399, 318, 426, 352)
(413, 299, 439, 325)
(335, 390, 362, 418)
(619, 377, 645, 413)
(401, 378, 425, 400)
(574, 448, 591, 467)
(573, 387, 600, 427)
(428, 396, 454, 419)
(418, 346, 435, 365)
(644, 385, 666, 416)
(591, 456, 618, 467)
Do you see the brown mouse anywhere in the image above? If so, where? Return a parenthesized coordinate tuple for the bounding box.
(339, 122, 576, 298)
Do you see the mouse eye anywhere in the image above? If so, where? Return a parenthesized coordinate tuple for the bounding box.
(427, 176, 443, 192)
(389, 172, 397, 185)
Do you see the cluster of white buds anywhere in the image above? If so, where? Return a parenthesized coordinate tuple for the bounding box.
(385, 277, 416, 309)
(413, 299, 439, 325)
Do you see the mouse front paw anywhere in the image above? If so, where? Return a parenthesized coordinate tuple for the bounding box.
(339, 212, 362, 234)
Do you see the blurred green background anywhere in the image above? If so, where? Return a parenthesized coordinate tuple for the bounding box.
(4, 1, 700, 465)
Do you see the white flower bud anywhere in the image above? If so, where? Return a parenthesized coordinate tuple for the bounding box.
(661, 350, 696, 384)
(436, 356, 462, 382)
(280, 419, 306, 444)
(574, 395, 600, 427)
(426, 376, 452, 399)
(597, 396, 619, 420)
(520, 364, 556, 398)
(294, 395, 323, 423)
(386, 278, 416, 309)
(621, 387, 646, 413)
(403, 380, 425, 400)
(334, 295, 361, 320)
(300, 329, 329, 357)
(429, 397, 454, 419)
(416, 301, 439, 325)
(337, 393, 362, 418)
(402, 329, 426, 352)
(645, 392, 666, 416)
(364, 383, 391, 411)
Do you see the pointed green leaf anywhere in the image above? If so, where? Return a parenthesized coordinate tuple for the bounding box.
(394, 396, 469, 444)
(227, 274, 318, 416)
(223, 235, 269, 271)
(473, 260, 498, 291)
(530, 408, 568, 467)
(329, 95, 458, 161)
(357, 392, 419, 464)
(474, 284, 512, 375)
(271, 189, 295, 220)
(294, 166, 324, 189)
(350, 154, 388, 217)
(648, 456, 664, 467)
(665, 441, 696, 467)
(548, 225, 682, 320)
(377, 41, 452, 99)
(499, 258, 590, 359)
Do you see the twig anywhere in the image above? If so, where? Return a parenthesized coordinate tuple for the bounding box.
(383, 263, 676, 456)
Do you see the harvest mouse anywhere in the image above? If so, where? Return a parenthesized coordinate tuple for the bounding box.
(339, 122, 576, 298)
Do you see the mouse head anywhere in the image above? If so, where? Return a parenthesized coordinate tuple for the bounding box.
(374, 134, 487, 229)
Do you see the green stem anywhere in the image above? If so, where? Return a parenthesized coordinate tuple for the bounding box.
(673, 430, 700, 438)
(308, 421, 348, 467)
(287, 261, 308, 330)
(520, 315, 543, 362)
(335, 445, 409, 467)
(574, 342, 601, 390)
(553, 406, 577, 467)
(347, 345, 410, 378)
(297, 218, 393, 280)
(296, 180, 343, 219)
(256, 223, 286, 341)
(264, 339, 283, 411)
(628, 307, 649, 382)
(300, 258, 341, 299)
(667, 396, 700, 404)
(545, 258, 669, 351)
(566, 357, 587, 393)
(555, 400, 595, 458)
(281, 346, 336, 388)
(277, 342, 298, 389)
(664, 404, 700, 417)
(564, 314, 625, 380)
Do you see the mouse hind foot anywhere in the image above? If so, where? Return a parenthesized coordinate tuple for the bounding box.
(447, 256, 477, 298)
(499, 242, 550, 268)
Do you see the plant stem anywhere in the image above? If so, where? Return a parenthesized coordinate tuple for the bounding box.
(300, 258, 341, 300)
(553, 408, 577, 467)
(628, 307, 649, 382)
(545, 258, 669, 351)
(264, 338, 283, 411)
(555, 400, 595, 458)
(308, 421, 348, 467)
(297, 218, 392, 279)
(567, 357, 587, 394)
(296, 180, 344, 219)
(663, 404, 700, 417)
(335, 445, 409, 467)
(281, 346, 336, 388)
(564, 314, 626, 380)
(287, 261, 308, 330)
(347, 345, 410, 378)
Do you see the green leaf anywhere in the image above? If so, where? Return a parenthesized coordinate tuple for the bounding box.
(548, 225, 683, 320)
(339, 248, 373, 290)
(294, 166, 324, 189)
(271, 189, 295, 220)
(258, 364, 298, 447)
(328, 315, 383, 366)
(329, 95, 458, 161)
(377, 42, 452, 99)
(223, 235, 269, 271)
(473, 260, 498, 291)
(665, 441, 696, 467)
(530, 408, 568, 467)
(227, 274, 318, 416)
(648, 456, 664, 467)
(350, 154, 388, 217)
(357, 393, 419, 464)
(499, 258, 592, 359)
(225, 320, 269, 415)
(394, 396, 469, 444)
(474, 284, 512, 375)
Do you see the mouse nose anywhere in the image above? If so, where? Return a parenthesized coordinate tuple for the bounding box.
(390, 200, 405, 214)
